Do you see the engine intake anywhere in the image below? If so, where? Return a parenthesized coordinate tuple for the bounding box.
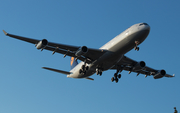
(36, 39, 48, 49)
(132, 61, 146, 71)
(153, 70, 166, 79)
(75, 46, 88, 56)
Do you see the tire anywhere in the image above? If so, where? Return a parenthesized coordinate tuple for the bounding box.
(86, 66, 89, 70)
(111, 77, 114, 82)
(134, 47, 137, 50)
(99, 71, 102, 76)
(115, 78, 119, 83)
(137, 47, 139, 51)
(118, 74, 121, 79)
(79, 69, 83, 74)
(114, 73, 117, 78)
(82, 65, 85, 70)
(96, 71, 99, 75)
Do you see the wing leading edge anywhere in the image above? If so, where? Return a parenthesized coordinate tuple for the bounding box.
(3, 30, 106, 63)
(111, 56, 174, 79)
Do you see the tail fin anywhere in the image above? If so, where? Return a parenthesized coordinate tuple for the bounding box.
(71, 57, 78, 69)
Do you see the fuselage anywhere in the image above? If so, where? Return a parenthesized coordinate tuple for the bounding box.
(67, 23, 150, 79)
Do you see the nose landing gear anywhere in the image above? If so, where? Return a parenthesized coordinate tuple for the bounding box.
(96, 68, 102, 76)
(134, 41, 140, 51)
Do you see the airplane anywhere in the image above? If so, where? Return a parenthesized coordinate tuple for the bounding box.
(3, 22, 175, 83)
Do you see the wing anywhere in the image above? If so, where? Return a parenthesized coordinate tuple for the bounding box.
(111, 55, 174, 79)
(3, 30, 106, 63)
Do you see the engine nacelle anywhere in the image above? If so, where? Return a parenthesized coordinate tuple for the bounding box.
(75, 46, 88, 56)
(132, 61, 146, 71)
(153, 70, 166, 79)
(36, 39, 48, 49)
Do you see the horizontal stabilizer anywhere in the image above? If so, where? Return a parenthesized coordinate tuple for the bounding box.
(85, 77, 94, 81)
(165, 74, 175, 78)
(3, 30, 8, 35)
(42, 67, 71, 75)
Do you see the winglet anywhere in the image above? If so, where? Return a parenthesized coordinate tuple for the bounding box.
(3, 30, 8, 35)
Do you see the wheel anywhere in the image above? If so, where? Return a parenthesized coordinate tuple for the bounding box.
(111, 77, 114, 82)
(99, 71, 102, 76)
(118, 74, 121, 79)
(134, 47, 137, 50)
(86, 66, 89, 70)
(137, 47, 139, 51)
(96, 71, 99, 75)
(114, 73, 117, 78)
(82, 65, 85, 70)
(115, 78, 119, 83)
(79, 69, 83, 74)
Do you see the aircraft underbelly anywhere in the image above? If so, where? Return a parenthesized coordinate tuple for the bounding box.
(69, 29, 150, 79)
(88, 30, 150, 72)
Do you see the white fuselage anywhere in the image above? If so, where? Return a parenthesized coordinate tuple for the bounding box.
(67, 23, 150, 79)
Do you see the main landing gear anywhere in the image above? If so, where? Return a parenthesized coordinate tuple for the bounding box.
(111, 66, 122, 83)
(111, 73, 121, 83)
(134, 41, 140, 51)
(79, 61, 89, 75)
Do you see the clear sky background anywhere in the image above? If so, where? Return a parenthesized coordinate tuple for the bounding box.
(0, 0, 180, 113)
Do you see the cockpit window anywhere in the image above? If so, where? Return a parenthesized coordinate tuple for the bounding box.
(143, 23, 148, 25)
(139, 23, 148, 26)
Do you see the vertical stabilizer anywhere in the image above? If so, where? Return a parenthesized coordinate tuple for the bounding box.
(71, 57, 78, 69)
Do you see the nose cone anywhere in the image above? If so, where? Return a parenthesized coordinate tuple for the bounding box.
(139, 23, 150, 31)
(136, 23, 150, 40)
(144, 23, 150, 31)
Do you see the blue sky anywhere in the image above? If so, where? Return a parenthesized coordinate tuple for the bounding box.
(0, 0, 180, 113)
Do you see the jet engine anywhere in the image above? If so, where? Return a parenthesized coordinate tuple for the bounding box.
(75, 46, 88, 56)
(36, 39, 48, 49)
(153, 70, 166, 79)
(132, 61, 146, 71)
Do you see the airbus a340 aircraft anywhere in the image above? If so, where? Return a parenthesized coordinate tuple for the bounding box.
(3, 23, 174, 83)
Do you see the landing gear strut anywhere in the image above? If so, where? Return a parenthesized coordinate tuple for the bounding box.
(96, 68, 102, 76)
(134, 41, 140, 51)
